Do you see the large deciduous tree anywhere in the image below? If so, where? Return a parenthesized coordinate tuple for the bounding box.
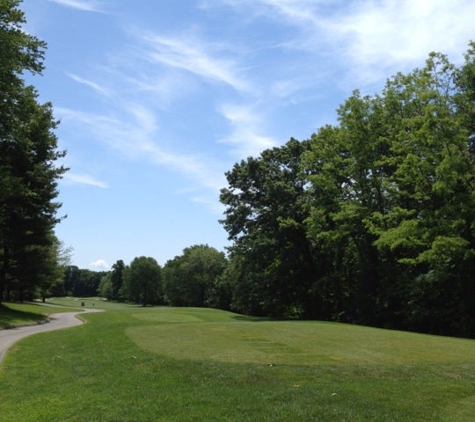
(0, 0, 66, 302)
(220, 139, 318, 318)
(302, 50, 475, 335)
(162, 245, 228, 308)
(121, 257, 162, 306)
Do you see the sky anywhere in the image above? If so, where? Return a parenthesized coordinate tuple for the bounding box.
(21, 0, 475, 271)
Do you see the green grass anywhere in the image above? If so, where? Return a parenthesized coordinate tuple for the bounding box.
(0, 302, 81, 328)
(45, 296, 141, 311)
(0, 304, 474, 421)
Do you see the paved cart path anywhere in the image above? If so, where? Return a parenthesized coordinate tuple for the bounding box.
(0, 309, 99, 363)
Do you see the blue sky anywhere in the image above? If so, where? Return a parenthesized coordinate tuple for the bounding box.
(22, 0, 475, 270)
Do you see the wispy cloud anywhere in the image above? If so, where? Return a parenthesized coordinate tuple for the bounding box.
(55, 105, 225, 193)
(68, 73, 111, 97)
(218, 103, 277, 158)
(202, 0, 324, 26)
(53, 27, 254, 205)
(191, 196, 226, 215)
(140, 32, 251, 93)
(252, 0, 323, 26)
(325, 0, 475, 84)
(45, 0, 104, 13)
(209, 0, 475, 88)
(63, 173, 109, 189)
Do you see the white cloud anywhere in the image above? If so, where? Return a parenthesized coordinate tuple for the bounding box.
(324, 0, 475, 85)
(140, 32, 251, 93)
(67, 73, 111, 97)
(210, 0, 475, 88)
(253, 0, 323, 25)
(63, 173, 108, 189)
(45, 0, 104, 12)
(55, 106, 225, 194)
(202, 0, 325, 26)
(218, 103, 277, 158)
(91, 259, 109, 270)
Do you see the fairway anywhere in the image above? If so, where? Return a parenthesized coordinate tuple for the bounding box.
(0, 304, 474, 421)
(127, 318, 474, 366)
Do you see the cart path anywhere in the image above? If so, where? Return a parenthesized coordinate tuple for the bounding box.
(0, 309, 101, 364)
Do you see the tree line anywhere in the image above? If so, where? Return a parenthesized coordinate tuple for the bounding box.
(220, 47, 475, 338)
(52, 245, 228, 309)
(98, 245, 228, 309)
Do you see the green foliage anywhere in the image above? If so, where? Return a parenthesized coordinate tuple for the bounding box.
(98, 273, 113, 300)
(52, 266, 105, 298)
(162, 244, 228, 308)
(120, 256, 162, 306)
(220, 139, 318, 318)
(110, 259, 124, 300)
(0, 306, 474, 421)
(0, 0, 66, 302)
(97, 260, 124, 301)
(220, 43, 475, 337)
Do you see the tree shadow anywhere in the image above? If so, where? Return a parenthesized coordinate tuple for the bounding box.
(230, 315, 275, 322)
(0, 304, 45, 328)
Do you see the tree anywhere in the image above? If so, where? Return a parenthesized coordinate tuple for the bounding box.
(302, 48, 475, 335)
(220, 139, 317, 318)
(61, 266, 80, 296)
(121, 257, 161, 306)
(110, 259, 124, 300)
(98, 272, 113, 300)
(0, 0, 66, 302)
(98, 260, 124, 301)
(162, 245, 228, 308)
(365, 52, 475, 335)
(71, 269, 104, 297)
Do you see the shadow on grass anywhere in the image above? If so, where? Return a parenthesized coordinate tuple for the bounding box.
(0, 304, 45, 329)
(230, 315, 274, 322)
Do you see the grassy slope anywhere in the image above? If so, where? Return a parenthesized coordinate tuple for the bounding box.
(0, 304, 474, 421)
(0, 302, 82, 328)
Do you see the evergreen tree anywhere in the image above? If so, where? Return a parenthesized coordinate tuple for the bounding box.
(0, 0, 66, 301)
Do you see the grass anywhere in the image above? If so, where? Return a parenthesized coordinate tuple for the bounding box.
(0, 303, 474, 421)
(0, 302, 81, 328)
(45, 296, 141, 311)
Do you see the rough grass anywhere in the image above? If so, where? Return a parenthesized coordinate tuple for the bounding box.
(0, 305, 474, 421)
(0, 302, 81, 328)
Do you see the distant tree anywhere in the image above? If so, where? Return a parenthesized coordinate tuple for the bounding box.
(61, 265, 80, 296)
(110, 259, 124, 300)
(72, 269, 104, 297)
(98, 272, 113, 300)
(121, 257, 161, 306)
(162, 245, 228, 308)
(47, 240, 73, 298)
